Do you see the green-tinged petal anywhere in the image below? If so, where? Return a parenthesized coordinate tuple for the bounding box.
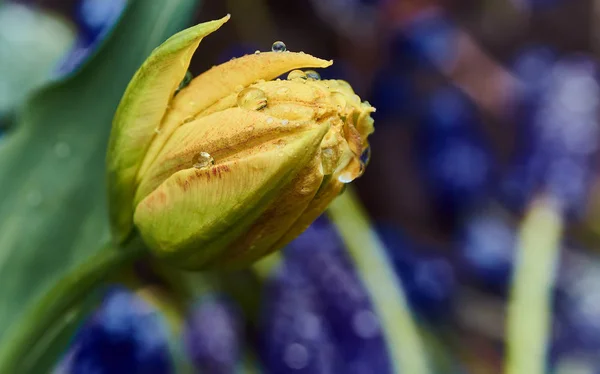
(210, 156, 324, 268)
(134, 123, 330, 269)
(271, 178, 345, 251)
(107, 15, 230, 243)
(135, 107, 320, 204)
(138, 52, 333, 180)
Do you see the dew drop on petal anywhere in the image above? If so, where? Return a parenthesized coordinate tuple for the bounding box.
(272, 41, 287, 53)
(338, 172, 354, 184)
(331, 92, 348, 111)
(305, 70, 321, 80)
(281, 119, 289, 125)
(287, 70, 307, 81)
(360, 145, 371, 167)
(237, 87, 268, 111)
(321, 148, 336, 175)
(193, 152, 214, 169)
(266, 117, 274, 124)
(254, 50, 261, 54)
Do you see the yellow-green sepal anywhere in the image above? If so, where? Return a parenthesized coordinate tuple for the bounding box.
(134, 123, 330, 270)
(106, 15, 230, 244)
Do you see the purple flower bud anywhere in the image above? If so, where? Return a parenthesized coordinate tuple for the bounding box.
(284, 217, 393, 373)
(184, 296, 242, 374)
(63, 287, 172, 374)
(260, 260, 343, 373)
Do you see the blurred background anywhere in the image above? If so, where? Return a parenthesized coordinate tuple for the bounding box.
(3, 0, 600, 373)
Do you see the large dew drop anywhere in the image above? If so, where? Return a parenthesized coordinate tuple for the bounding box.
(272, 40, 287, 53)
(287, 70, 307, 81)
(305, 70, 321, 80)
(193, 152, 214, 169)
(237, 87, 268, 111)
(360, 145, 371, 167)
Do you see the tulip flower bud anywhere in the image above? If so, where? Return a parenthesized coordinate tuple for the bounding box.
(106, 15, 375, 269)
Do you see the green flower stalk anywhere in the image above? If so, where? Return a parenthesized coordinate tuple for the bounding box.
(107, 15, 375, 269)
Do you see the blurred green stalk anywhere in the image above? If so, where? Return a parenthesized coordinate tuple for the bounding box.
(506, 196, 563, 374)
(0, 238, 147, 373)
(327, 188, 431, 374)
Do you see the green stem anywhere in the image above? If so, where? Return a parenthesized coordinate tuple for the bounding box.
(0, 236, 147, 373)
(505, 196, 563, 374)
(327, 188, 431, 374)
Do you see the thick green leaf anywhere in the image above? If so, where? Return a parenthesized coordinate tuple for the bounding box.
(23, 288, 103, 374)
(107, 15, 229, 244)
(0, 0, 200, 340)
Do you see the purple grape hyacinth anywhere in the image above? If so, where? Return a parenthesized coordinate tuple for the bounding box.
(62, 287, 172, 374)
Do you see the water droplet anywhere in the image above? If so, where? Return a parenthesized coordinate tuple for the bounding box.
(338, 172, 354, 184)
(154, 127, 161, 134)
(321, 148, 338, 175)
(360, 145, 371, 167)
(272, 41, 287, 53)
(193, 152, 214, 169)
(266, 117, 274, 124)
(305, 70, 321, 80)
(283, 343, 309, 369)
(177, 71, 193, 92)
(331, 92, 348, 111)
(27, 190, 42, 207)
(237, 87, 268, 111)
(352, 310, 380, 338)
(54, 142, 71, 158)
(287, 70, 307, 81)
(254, 50, 261, 54)
(281, 119, 289, 125)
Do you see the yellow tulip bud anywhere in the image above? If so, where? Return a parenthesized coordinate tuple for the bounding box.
(106, 15, 374, 269)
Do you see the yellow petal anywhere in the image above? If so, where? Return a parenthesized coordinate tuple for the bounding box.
(270, 178, 345, 253)
(205, 156, 325, 269)
(107, 15, 230, 243)
(134, 123, 329, 269)
(134, 107, 321, 204)
(137, 52, 333, 182)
